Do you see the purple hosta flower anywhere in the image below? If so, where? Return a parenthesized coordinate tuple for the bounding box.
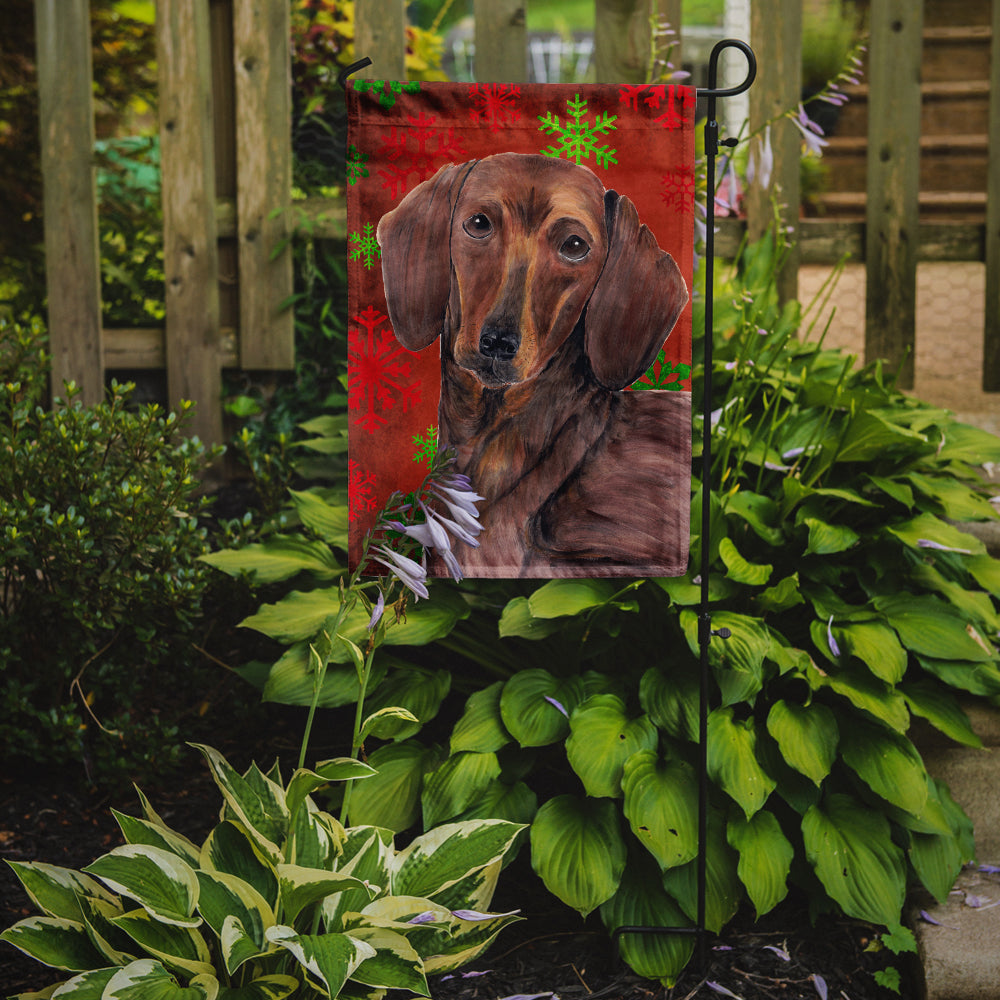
(812, 974, 828, 1000)
(430, 486, 484, 538)
(746, 124, 774, 191)
(372, 545, 429, 600)
(367, 590, 385, 631)
(451, 908, 521, 921)
(544, 695, 569, 718)
(407, 911, 438, 925)
(979, 864, 1000, 874)
(917, 538, 973, 555)
(791, 104, 828, 156)
(763, 944, 791, 962)
(827, 615, 841, 658)
(497, 994, 558, 1000)
(441, 970, 493, 981)
(706, 983, 742, 999)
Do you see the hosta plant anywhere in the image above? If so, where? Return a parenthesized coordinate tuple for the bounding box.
(1, 744, 523, 999)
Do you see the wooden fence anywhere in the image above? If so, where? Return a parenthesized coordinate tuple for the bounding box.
(33, 0, 1000, 445)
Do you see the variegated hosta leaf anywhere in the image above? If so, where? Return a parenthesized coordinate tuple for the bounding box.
(4, 861, 118, 922)
(421, 906, 523, 975)
(344, 926, 429, 995)
(77, 894, 136, 966)
(421, 752, 502, 829)
(112, 810, 201, 868)
(265, 925, 375, 998)
(391, 820, 524, 901)
(276, 864, 375, 925)
(322, 829, 393, 931)
(200, 822, 278, 910)
(83, 846, 200, 928)
(288, 802, 343, 870)
(838, 718, 929, 817)
(765, 700, 838, 786)
(529, 795, 626, 917)
(424, 859, 502, 916)
(214, 975, 299, 1000)
(190, 745, 288, 863)
(361, 667, 451, 741)
(499, 669, 585, 747)
(802, 793, 906, 926)
(566, 695, 658, 799)
(0, 916, 107, 971)
(110, 908, 214, 979)
(450, 681, 511, 754)
(599, 853, 694, 987)
(285, 760, 375, 824)
(727, 810, 793, 917)
(706, 707, 776, 819)
(621, 751, 699, 871)
(47, 966, 118, 997)
(195, 871, 274, 974)
(102, 958, 218, 999)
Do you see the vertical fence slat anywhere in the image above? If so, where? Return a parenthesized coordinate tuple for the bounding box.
(233, 0, 294, 369)
(983, 0, 1000, 390)
(656, 0, 683, 75)
(864, 0, 923, 390)
(157, 0, 223, 445)
(34, 0, 103, 405)
(746, 0, 801, 304)
(594, 0, 651, 84)
(355, 0, 406, 80)
(474, 0, 527, 82)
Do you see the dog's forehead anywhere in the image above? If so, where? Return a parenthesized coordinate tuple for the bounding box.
(457, 154, 606, 230)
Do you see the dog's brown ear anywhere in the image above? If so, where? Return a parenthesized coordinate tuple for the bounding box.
(377, 162, 475, 351)
(584, 191, 689, 390)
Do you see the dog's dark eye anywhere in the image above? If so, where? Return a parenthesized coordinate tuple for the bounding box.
(559, 235, 590, 261)
(463, 213, 493, 239)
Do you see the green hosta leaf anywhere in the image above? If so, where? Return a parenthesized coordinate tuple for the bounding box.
(0, 916, 107, 971)
(499, 670, 584, 747)
(727, 811, 793, 918)
(103, 959, 218, 1000)
(681, 610, 770, 706)
(566, 695, 658, 798)
(639, 664, 699, 742)
(216, 975, 299, 1000)
(935, 421, 1000, 464)
(497, 596, 564, 639)
(755, 573, 805, 614)
(765, 701, 838, 786)
(288, 488, 349, 544)
(833, 621, 907, 683)
(111, 908, 214, 977)
(724, 490, 784, 545)
(241, 589, 343, 642)
(599, 853, 694, 987)
(421, 751, 502, 828)
(874, 594, 995, 662)
(450, 682, 511, 754)
(707, 708, 776, 818)
(621, 751, 698, 871)
(346, 926, 428, 994)
(453, 779, 538, 827)
(362, 667, 451, 740)
(808, 661, 910, 732)
(866, 474, 914, 509)
(265, 926, 375, 998)
(916, 655, 1000, 697)
(112, 812, 201, 868)
(191, 746, 287, 862)
(802, 793, 906, 926)
(839, 718, 929, 817)
(530, 795, 626, 917)
(718, 537, 772, 585)
(911, 562, 1000, 633)
(901, 680, 982, 748)
(200, 535, 342, 584)
(661, 810, 741, 933)
(393, 820, 524, 900)
(195, 871, 273, 974)
(5, 862, 118, 922)
(906, 472, 998, 522)
(200, 822, 278, 910)
(886, 512, 985, 557)
(261, 644, 386, 709)
(909, 803, 966, 906)
(527, 578, 618, 617)
(967, 553, 1000, 597)
(347, 740, 442, 832)
(835, 409, 927, 463)
(83, 846, 200, 928)
(803, 517, 859, 556)
(277, 865, 374, 925)
(654, 572, 737, 606)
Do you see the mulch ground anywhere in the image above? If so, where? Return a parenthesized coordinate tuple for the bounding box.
(1, 743, 913, 1000)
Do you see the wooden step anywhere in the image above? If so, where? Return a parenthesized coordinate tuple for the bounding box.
(813, 190, 987, 222)
(922, 25, 993, 83)
(922, 0, 991, 28)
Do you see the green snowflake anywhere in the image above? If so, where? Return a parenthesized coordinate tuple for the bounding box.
(353, 79, 420, 110)
(412, 426, 438, 467)
(346, 143, 369, 185)
(349, 223, 381, 269)
(538, 94, 618, 169)
(634, 352, 691, 390)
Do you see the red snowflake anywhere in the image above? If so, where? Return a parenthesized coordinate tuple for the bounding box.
(348, 460, 377, 523)
(618, 84, 693, 130)
(376, 112, 467, 199)
(348, 304, 421, 433)
(661, 167, 696, 212)
(468, 83, 522, 132)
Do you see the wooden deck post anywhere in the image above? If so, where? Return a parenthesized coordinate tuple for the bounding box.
(594, 0, 651, 84)
(746, 0, 802, 306)
(474, 0, 527, 82)
(157, 0, 223, 444)
(355, 0, 406, 80)
(34, 0, 104, 405)
(864, 0, 923, 390)
(233, 0, 294, 370)
(983, 0, 1000, 391)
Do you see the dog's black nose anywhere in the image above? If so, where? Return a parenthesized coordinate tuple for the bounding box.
(479, 323, 520, 361)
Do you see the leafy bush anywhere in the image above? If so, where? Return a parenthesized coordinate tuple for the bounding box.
(0, 317, 220, 782)
(1, 743, 524, 998)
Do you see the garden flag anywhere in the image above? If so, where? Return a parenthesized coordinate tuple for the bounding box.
(347, 80, 695, 578)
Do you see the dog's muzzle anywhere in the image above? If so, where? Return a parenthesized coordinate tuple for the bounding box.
(478, 321, 520, 362)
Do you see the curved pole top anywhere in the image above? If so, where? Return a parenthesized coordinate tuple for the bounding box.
(697, 39, 756, 100)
